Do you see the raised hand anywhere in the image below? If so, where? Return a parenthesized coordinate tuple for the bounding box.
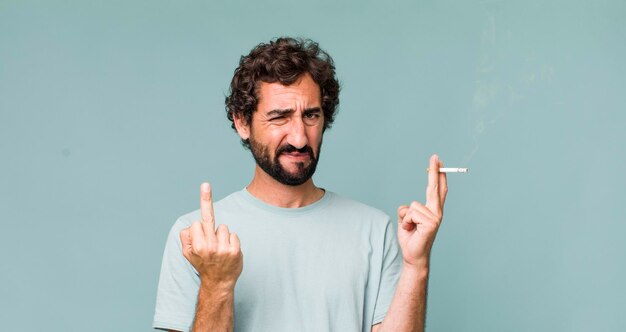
(179, 183, 243, 287)
(397, 154, 448, 268)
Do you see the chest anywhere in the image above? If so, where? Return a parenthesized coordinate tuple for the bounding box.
(232, 220, 376, 327)
(239, 221, 373, 288)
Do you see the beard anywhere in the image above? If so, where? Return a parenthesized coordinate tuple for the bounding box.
(249, 135, 321, 186)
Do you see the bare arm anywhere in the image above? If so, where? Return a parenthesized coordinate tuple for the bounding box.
(370, 263, 428, 332)
(374, 263, 430, 332)
(178, 183, 243, 332)
(375, 155, 447, 332)
(191, 282, 236, 331)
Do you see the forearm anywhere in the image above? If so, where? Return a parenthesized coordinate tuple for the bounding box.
(192, 282, 235, 332)
(378, 262, 430, 332)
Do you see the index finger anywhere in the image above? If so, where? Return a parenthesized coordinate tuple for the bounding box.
(200, 182, 215, 228)
(425, 154, 441, 213)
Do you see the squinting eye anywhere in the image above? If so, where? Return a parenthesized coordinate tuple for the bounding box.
(270, 116, 286, 121)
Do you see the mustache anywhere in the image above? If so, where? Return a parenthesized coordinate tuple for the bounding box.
(276, 144, 314, 157)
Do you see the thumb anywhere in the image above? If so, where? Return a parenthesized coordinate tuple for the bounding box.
(397, 205, 409, 220)
(179, 228, 192, 255)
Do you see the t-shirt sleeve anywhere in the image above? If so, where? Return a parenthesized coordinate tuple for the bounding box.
(372, 218, 402, 325)
(153, 218, 199, 332)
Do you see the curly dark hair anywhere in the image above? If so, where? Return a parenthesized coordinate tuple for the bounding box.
(225, 37, 340, 148)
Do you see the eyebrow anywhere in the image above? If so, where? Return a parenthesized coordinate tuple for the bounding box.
(266, 107, 322, 117)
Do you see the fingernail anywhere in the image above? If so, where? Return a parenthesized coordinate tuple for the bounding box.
(201, 182, 210, 192)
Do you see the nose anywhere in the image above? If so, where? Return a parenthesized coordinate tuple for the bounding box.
(286, 116, 308, 149)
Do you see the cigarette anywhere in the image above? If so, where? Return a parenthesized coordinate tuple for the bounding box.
(426, 168, 469, 173)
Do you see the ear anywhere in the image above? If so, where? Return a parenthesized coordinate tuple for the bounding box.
(233, 114, 250, 141)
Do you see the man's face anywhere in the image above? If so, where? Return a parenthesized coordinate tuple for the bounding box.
(241, 74, 324, 186)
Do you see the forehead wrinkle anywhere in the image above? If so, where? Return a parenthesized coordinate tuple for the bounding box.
(256, 74, 322, 116)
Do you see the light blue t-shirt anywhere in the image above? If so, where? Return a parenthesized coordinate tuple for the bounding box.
(153, 188, 401, 332)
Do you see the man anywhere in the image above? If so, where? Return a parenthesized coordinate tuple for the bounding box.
(153, 37, 448, 332)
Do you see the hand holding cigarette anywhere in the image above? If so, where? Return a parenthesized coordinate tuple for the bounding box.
(397, 154, 448, 267)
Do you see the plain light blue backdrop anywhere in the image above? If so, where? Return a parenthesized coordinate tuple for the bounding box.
(1, 0, 625, 331)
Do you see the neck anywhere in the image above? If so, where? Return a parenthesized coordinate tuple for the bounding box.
(246, 165, 325, 208)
